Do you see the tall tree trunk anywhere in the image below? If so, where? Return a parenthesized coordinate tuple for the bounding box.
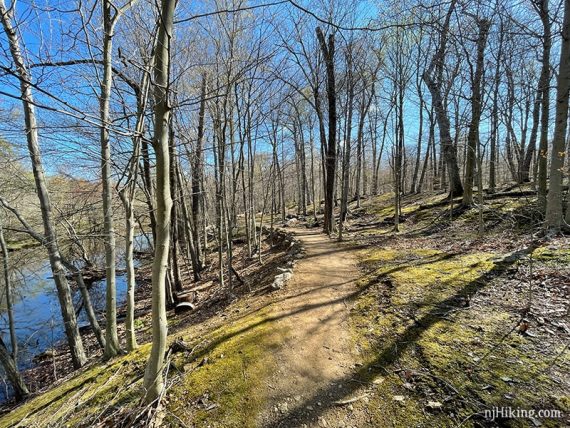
(169, 128, 183, 293)
(119, 51, 154, 352)
(339, 52, 354, 241)
(537, 0, 552, 212)
(545, 0, 570, 231)
(411, 94, 424, 194)
(419, 106, 435, 192)
(141, 138, 157, 246)
(489, 19, 504, 192)
(521, 85, 542, 184)
(62, 260, 106, 349)
(463, 18, 491, 206)
(0, 0, 87, 369)
(144, 0, 175, 404)
(423, 0, 463, 197)
(355, 83, 375, 205)
(191, 75, 206, 269)
(123, 196, 138, 351)
(100, 0, 121, 359)
(316, 27, 337, 235)
(176, 162, 201, 281)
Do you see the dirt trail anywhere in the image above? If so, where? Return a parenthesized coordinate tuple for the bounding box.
(260, 228, 361, 428)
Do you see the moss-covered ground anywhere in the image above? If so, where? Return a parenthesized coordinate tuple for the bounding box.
(0, 302, 286, 428)
(346, 191, 569, 427)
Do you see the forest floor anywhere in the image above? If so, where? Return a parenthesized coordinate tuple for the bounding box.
(0, 188, 569, 427)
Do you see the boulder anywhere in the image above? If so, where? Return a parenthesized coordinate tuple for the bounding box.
(271, 269, 293, 290)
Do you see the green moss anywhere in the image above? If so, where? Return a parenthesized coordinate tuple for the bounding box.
(0, 272, 290, 428)
(532, 246, 570, 264)
(351, 242, 569, 427)
(166, 309, 285, 427)
(0, 303, 286, 428)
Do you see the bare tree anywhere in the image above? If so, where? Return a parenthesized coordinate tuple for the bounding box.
(463, 17, 491, 206)
(545, 0, 570, 231)
(423, 0, 464, 197)
(535, 0, 552, 211)
(316, 26, 338, 234)
(144, 0, 175, 404)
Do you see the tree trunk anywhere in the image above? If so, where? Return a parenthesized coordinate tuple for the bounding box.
(141, 138, 157, 247)
(355, 83, 375, 205)
(317, 27, 337, 235)
(537, 0, 552, 212)
(339, 52, 354, 241)
(463, 18, 491, 206)
(545, 0, 570, 231)
(423, 0, 463, 197)
(418, 106, 435, 192)
(123, 198, 138, 351)
(62, 260, 106, 349)
(144, 0, 175, 404)
(489, 20, 504, 192)
(0, 337, 28, 401)
(119, 48, 154, 352)
(411, 94, 424, 194)
(176, 161, 201, 281)
(0, 219, 17, 363)
(169, 129, 183, 293)
(100, 0, 121, 359)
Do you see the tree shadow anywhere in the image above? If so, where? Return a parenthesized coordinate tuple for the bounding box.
(265, 243, 540, 428)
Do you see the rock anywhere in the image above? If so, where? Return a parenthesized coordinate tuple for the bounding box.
(286, 218, 299, 227)
(170, 338, 192, 354)
(34, 349, 57, 362)
(278, 402, 289, 414)
(271, 270, 293, 290)
(426, 401, 442, 410)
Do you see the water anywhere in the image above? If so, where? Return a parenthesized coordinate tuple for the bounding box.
(0, 260, 129, 371)
(0, 235, 150, 402)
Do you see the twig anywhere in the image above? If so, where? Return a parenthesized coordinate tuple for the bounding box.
(333, 394, 369, 406)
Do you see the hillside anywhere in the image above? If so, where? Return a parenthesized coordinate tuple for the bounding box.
(1, 190, 568, 427)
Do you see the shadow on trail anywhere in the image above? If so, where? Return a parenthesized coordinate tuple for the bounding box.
(189, 251, 458, 352)
(265, 244, 539, 428)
